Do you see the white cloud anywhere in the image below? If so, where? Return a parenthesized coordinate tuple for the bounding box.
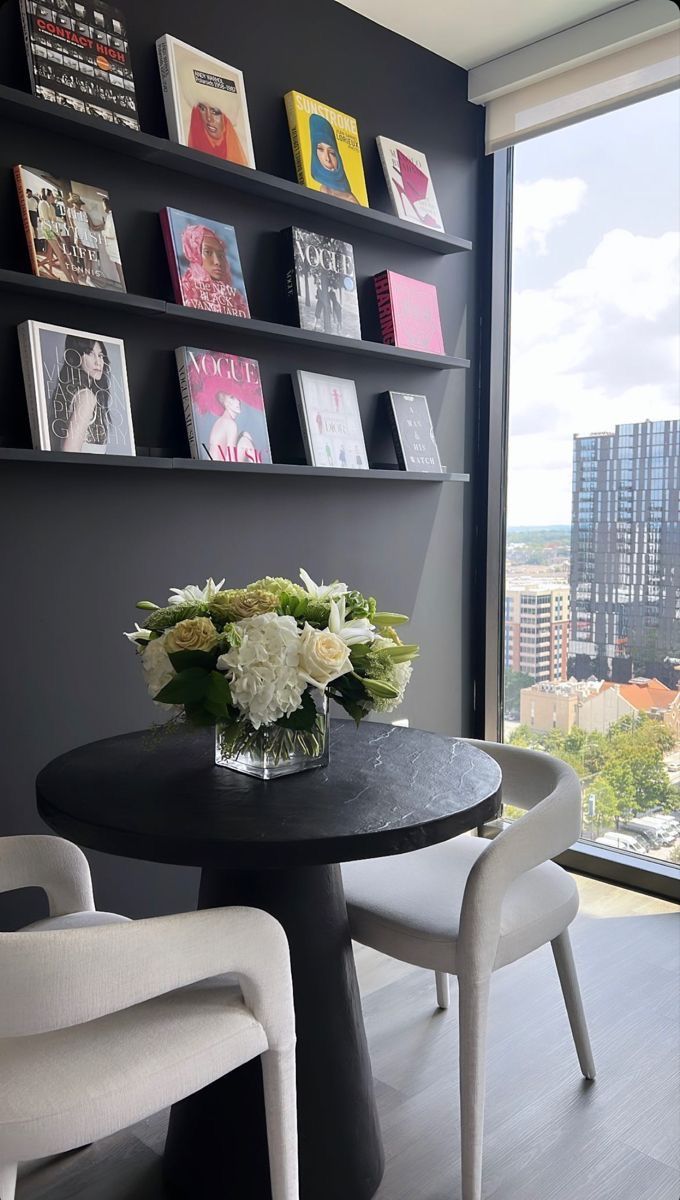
(513, 177, 587, 254)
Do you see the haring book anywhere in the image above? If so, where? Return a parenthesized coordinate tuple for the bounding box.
(284, 91, 368, 208)
(176, 347, 272, 464)
(388, 391, 442, 472)
(156, 35, 255, 168)
(19, 0, 139, 128)
(293, 371, 368, 470)
(161, 208, 250, 318)
(286, 227, 361, 340)
(14, 164, 125, 292)
(374, 269, 444, 355)
(376, 137, 444, 231)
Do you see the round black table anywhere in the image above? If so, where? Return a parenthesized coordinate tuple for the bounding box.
(37, 721, 502, 1200)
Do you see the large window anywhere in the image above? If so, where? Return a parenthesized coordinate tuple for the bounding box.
(502, 91, 680, 870)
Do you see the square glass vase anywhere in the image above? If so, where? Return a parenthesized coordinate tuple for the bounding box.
(214, 693, 329, 780)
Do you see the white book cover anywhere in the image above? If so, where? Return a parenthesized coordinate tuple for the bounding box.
(156, 35, 255, 169)
(376, 136, 444, 232)
(293, 371, 368, 469)
(18, 320, 135, 455)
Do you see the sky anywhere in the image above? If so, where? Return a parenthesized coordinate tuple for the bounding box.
(507, 89, 680, 528)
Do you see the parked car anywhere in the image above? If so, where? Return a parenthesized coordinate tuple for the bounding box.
(595, 832, 648, 854)
(619, 820, 664, 847)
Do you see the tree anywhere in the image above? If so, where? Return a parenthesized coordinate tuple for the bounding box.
(504, 670, 534, 720)
(582, 777, 620, 837)
(601, 739, 673, 814)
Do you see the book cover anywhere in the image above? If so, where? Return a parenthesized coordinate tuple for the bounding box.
(17, 319, 135, 454)
(176, 346, 272, 464)
(374, 269, 444, 354)
(286, 227, 361, 339)
(376, 137, 444, 231)
(19, 0, 139, 128)
(388, 391, 442, 472)
(14, 164, 125, 292)
(293, 371, 368, 469)
(284, 91, 368, 208)
(161, 208, 250, 318)
(156, 35, 255, 168)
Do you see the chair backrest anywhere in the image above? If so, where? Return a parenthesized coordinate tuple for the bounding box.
(0, 835, 95, 917)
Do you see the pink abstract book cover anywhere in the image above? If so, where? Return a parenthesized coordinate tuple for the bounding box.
(374, 270, 444, 355)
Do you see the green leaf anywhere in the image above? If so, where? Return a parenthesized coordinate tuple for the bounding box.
(167, 649, 218, 673)
(155, 667, 210, 705)
(203, 670, 233, 719)
(184, 702, 217, 728)
(349, 643, 371, 661)
(276, 689, 318, 731)
(373, 612, 409, 625)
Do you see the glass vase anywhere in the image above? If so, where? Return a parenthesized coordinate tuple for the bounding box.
(214, 692, 329, 780)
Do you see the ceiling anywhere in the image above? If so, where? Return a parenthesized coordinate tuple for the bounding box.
(335, 0, 635, 69)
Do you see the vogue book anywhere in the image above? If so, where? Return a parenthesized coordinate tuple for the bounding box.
(284, 91, 368, 208)
(156, 35, 255, 168)
(285, 227, 361, 340)
(19, 0, 139, 128)
(376, 137, 444, 231)
(374, 269, 444, 355)
(388, 391, 442, 472)
(293, 370, 368, 470)
(14, 164, 125, 292)
(161, 208, 250, 317)
(18, 319, 135, 455)
(176, 346, 272, 464)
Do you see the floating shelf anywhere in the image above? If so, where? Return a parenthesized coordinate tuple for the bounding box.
(0, 85, 473, 257)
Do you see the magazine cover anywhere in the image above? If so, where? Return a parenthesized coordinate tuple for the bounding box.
(19, 0, 139, 128)
(14, 164, 125, 291)
(161, 208, 250, 318)
(176, 346, 272, 464)
(18, 319, 135, 454)
(284, 91, 368, 207)
(376, 137, 444, 231)
(374, 269, 444, 354)
(286, 227, 361, 339)
(293, 370, 368, 469)
(388, 391, 442, 472)
(156, 35, 255, 168)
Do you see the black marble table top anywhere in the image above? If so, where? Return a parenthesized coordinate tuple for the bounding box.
(36, 722, 502, 869)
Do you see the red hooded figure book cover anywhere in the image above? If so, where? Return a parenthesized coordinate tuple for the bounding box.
(161, 208, 250, 318)
(176, 346, 272, 464)
(156, 35, 255, 168)
(374, 269, 444, 355)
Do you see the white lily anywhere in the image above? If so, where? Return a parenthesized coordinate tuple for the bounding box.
(328, 596, 375, 645)
(299, 567, 348, 601)
(168, 578, 225, 607)
(123, 623, 154, 646)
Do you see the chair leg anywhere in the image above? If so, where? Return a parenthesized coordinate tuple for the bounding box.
(261, 1047, 299, 1200)
(435, 970, 450, 1010)
(0, 1163, 17, 1200)
(458, 972, 491, 1200)
(551, 928, 596, 1080)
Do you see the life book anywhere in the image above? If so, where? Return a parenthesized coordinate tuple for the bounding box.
(156, 35, 255, 168)
(19, 0, 139, 128)
(374, 269, 444, 354)
(293, 371, 368, 470)
(18, 319, 135, 455)
(388, 391, 442, 472)
(376, 137, 444, 231)
(285, 227, 361, 339)
(176, 347, 272, 464)
(14, 165, 126, 292)
(161, 208, 250, 318)
(284, 91, 368, 208)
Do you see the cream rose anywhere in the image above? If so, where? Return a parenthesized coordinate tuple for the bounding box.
(164, 617, 218, 654)
(298, 623, 352, 690)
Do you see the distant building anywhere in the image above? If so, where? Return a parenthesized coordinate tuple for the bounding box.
(520, 676, 679, 742)
(569, 419, 680, 685)
(504, 581, 569, 683)
(519, 678, 600, 732)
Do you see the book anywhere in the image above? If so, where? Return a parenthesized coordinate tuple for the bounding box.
(285, 227, 361, 340)
(388, 391, 442, 472)
(293, 371, 368, 469)
(161, 208, 250, 318)
(376, 137, 444, 231)
(17, 319, 135, 455)
(19, 0, 139, 128)
(175, 346, 272, 464)
(156, 35, 255, 168)
(284, 91, 368, 208)
(14, 164, 125, 292)
(374, 269, 444, 354)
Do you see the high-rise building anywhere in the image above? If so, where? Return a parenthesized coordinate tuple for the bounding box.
(570, 419, 680, 684)
(504, 581, 570, 683)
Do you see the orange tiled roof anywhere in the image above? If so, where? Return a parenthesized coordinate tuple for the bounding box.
(600, 678, 676, 711)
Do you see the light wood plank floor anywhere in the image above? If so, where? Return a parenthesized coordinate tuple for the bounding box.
(15, 875, 680, 1200)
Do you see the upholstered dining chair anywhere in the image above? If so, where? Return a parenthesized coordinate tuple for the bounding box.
(342, 740, 595, 1200)
(0, 834, 298, 1200)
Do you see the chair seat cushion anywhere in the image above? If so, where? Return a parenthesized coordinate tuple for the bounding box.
(23, 910, 131, 931)
(0, 977, 267, 1162)
(343, 835, 579, 974)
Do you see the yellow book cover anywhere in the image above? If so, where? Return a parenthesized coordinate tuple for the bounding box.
(284, 91, 369, 208)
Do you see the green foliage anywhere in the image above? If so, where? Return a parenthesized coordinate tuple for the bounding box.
(144, 603, 201, 632)
(155, 667, 232, 724)
(276, 689, 318, 731)
(167, 649, 218, 673)
(504, 669, 535, 719)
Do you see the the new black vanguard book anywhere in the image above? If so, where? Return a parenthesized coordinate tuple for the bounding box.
(388, 391, 442, 472)
(286, 227, 361, 339)
(19, 0, 139, 128)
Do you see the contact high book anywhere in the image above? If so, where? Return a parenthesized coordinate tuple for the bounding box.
(388, 391, 442, 472)
(293, 371, 368, 470)
(374, 269, 444, 355)
(376, 137, 444, 231)
(285, 227, 361, 339)
(284, 91, 369, 208)
(161, 208, 250, 318)
(156, 35, 255, 168)
(176, 346, 272, 464)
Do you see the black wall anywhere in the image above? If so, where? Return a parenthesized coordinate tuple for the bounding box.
(0, 0, 487, 927)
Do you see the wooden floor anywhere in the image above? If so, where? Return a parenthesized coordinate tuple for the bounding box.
(16, 875, 680, 1200)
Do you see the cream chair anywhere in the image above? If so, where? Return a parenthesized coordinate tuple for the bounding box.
(343, 740, 595, 1200)
(0, 835, 298, 1200)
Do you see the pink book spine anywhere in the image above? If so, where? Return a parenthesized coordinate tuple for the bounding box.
(160, 209, 184, 305)
(374, 271, 395, 346)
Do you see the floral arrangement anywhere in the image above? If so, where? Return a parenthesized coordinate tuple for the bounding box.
(125, 569, 418, 760)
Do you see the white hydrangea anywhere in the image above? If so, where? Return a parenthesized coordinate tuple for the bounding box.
(217, 613, 305, 730)
(371, 662, 413, 713)
(141, 635, 175, 702)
